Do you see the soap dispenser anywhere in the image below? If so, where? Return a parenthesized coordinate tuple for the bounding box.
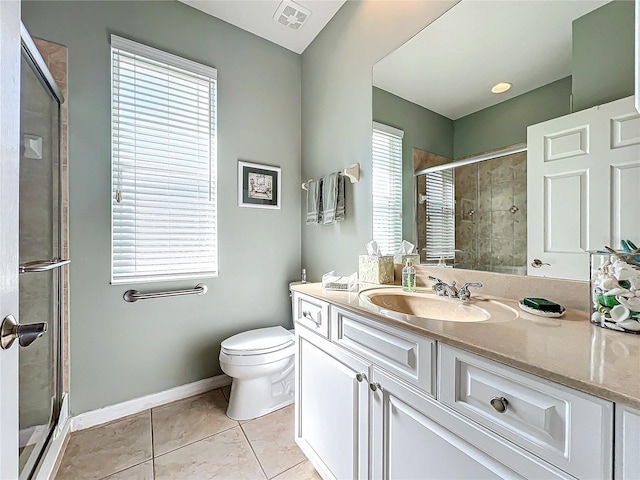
(402, 259, 416, 292)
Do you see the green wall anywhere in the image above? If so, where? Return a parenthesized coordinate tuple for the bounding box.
(572, 0, 635, 112)
(22, 1, 302, 415)
(453, 77, 572, 159)
(372, 87, 453, 243)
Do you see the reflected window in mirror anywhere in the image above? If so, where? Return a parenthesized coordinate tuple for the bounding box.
(372, 122, 403, 255)
(424, 169, 455, 262)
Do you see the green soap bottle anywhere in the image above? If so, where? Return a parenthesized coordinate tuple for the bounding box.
(402, 259, 416, 292)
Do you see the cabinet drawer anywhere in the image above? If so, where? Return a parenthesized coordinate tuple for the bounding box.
(330, 306, 435, 395)
(292, 292, 329, 338)
(439, 344, 613, 480)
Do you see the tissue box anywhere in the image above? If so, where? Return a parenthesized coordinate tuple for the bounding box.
(394, 254, 420, 266)
(359, 255, 394, 284)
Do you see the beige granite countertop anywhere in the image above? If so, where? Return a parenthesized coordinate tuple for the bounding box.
(291, 283, 640, 410)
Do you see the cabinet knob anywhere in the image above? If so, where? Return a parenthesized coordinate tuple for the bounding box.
(490, 396, 509, 413)
(369, 382, 382, 392)
(355, 373, 367, 383)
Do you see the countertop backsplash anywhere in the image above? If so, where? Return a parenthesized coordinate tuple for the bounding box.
(394, 265, 590, 312)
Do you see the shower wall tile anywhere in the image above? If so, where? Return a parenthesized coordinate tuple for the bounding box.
(491, 181, 513, 211)
(20, 362, 51, 428)
(513, 152, 527, 179)
(491, 156, 514, 184)
(478, 184, 492, 213)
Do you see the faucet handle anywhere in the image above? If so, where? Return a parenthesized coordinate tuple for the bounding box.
(459, 282, 483, 301)
(428, 276, 447, 296)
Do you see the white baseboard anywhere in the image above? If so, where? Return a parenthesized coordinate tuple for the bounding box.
(71, 374, 231, 432)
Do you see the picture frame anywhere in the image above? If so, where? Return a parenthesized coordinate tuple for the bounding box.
(238, 160, 281, 209)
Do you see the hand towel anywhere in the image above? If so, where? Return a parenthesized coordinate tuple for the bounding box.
(322, 172, 340, 224)
(306, 179, 321, 225)
(335, 174, 345, 222)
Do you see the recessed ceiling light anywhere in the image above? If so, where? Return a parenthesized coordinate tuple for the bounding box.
(491, 82, 512, 94)
(273, 0, 311, 31)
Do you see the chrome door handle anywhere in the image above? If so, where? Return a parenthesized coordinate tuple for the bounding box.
(356, 373, 367, 383)
(369, 382, 382, 392)
(19, 258, 70, 274)
(1, 315, 47, 350)
(530, 259, 550, 268)
(302, 311, 321, 326)
(490, 396, 509, 413)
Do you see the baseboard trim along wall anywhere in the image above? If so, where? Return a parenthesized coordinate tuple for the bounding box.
(71, 374, 231, 432)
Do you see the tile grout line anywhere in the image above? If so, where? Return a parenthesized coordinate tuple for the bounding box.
(268, 458, 308, 480)
(95, 459, 150, 480)
(239, 422, 269, 480)
(152, 423, 240, 459)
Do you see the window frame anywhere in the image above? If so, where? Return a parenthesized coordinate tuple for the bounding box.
(110, 35, 218, 284)
(371, 121, 404, 256)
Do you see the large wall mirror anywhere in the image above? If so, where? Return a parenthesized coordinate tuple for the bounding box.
(372, 0, 639, 281)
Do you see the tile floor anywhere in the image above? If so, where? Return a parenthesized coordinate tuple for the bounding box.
(54, 386, 321, 480)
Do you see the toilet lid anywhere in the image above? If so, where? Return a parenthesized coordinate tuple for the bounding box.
(221, 326, 293, 355)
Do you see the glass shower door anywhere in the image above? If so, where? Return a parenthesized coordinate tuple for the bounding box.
(18, 44, 63, 479)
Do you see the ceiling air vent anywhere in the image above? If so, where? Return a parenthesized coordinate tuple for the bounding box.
(273, 0, 311, 31)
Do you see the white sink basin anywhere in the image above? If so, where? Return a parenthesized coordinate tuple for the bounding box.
(358, 288, 518, 323)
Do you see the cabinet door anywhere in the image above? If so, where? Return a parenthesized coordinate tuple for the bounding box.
(616, 405, 640, 480)
(295, 327, 369, 480)
(371, 368, 572, 480)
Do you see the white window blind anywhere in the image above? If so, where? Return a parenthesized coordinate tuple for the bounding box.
(372, 122, 404, 255)
(111, 35, 218, 283)
(424, 169, 455, 260)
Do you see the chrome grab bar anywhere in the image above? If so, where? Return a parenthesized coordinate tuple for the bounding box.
(123, 283, 208, 303)
(19, 258, 70, 274)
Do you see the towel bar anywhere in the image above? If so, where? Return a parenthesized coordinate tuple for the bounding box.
(302, 162, 360, 190)
(123, 283, 208, 302)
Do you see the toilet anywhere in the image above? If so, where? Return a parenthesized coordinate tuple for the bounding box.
(219, 326, 295, 421)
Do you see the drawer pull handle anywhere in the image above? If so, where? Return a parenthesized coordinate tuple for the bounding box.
(369, 382, 382, 392)
(490, 396, 509, 413)
(302, 310, 321, 326)
(355, 373, 367, 382)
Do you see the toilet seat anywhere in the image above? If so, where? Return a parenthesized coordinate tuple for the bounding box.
(221, 326, 294, 361)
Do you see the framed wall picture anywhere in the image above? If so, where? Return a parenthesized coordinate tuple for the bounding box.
(238, 160, 281, 209)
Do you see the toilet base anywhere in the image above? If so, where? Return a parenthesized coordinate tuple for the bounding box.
(226, 363, 294, 421)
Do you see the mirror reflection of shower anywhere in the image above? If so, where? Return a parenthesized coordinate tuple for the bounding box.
(417, 146, 527, 275)
(19, 26, 67, 479)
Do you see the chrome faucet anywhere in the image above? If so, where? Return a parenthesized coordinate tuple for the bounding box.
(428, 276, 483, 301)
(458, 282, 483, 301)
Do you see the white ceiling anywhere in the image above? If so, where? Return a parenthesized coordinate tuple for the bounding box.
(179, 0, 346, 54)
(373, 1, 609, 120)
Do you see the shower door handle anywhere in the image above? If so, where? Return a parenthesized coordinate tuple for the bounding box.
(19, 258, 70, 274)
(0, 315, 47, 350)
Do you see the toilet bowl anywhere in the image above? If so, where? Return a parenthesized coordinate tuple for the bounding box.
(219, 326, 295, 421)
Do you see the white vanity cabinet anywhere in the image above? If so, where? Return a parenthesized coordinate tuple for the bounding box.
(439, 345, 613, 479)
(616, 405, 640, 480)
(295, 326, 369, 480)
(292, 292, 620, 480)
(370, 366, 572, 479)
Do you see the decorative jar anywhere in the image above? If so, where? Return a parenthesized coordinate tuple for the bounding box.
(590, 251, 640, 334)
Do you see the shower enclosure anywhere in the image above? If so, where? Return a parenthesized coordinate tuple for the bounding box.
(18, 25, 67, 479)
